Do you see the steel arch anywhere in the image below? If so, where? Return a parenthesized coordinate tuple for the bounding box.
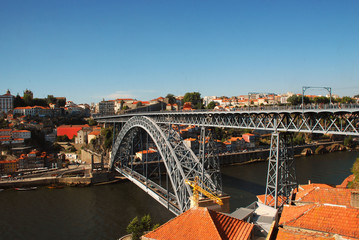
(110, 116, 220, 214)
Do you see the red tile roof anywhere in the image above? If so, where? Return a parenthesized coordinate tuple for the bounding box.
(299, 183, 333, 191)
(57, 125, 90, 139)
(89, 131, 101, 136)
(0, 129, 11, 132)
(280, 204, 359, 239)
(276, 228, 335, 240)
(295, 187, 352, 207)
(143, 207, 253, 240)
(257, 194, 287, 207)
(337, 174, 355, 188)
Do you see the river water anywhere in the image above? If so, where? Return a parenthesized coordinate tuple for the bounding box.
(0, 151, 357, 240)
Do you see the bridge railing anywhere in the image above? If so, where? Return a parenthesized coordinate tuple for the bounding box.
(95, 103, 359, 118)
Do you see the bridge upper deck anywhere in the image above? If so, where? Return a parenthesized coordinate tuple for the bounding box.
(95, 104, 359, 136)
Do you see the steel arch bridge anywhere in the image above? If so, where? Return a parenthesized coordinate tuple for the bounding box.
(96, 104, 359, 213)
(110, 116, 222, 215)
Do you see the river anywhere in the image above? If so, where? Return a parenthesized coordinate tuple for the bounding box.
(0, 151, 357, 240)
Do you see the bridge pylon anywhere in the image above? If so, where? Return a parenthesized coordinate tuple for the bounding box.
(199, 127, 223, 196)
(264, 132, 297, 208)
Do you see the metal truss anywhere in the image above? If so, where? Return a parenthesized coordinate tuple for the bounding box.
(97, 109, 359, 136)
(199, 127, 222, 195)
(110, 116, 219, 214)
(264, 132, 297, 208)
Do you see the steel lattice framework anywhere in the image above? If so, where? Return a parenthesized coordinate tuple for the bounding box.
(264, 132, 297, 208)
(110, 116, 221, 214)
(97, 107, 359, 136)
(96, 106, 359, 210)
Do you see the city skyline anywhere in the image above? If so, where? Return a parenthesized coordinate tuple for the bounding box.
(1, 0, 359, 104)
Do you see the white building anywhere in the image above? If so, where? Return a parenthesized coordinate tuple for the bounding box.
(12, 130, 31, 139)
(0, 90, 14, 114)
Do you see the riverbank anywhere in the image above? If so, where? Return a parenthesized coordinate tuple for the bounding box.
(0, 170, 126, 189)
(219, 141, 357, 166)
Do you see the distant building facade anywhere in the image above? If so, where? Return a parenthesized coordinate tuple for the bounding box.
(0, 90, 14, 114)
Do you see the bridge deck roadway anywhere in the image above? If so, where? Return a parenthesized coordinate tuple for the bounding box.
(95, 104, 359, 136)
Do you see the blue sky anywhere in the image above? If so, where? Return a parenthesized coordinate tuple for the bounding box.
(1, 0, 358, 104)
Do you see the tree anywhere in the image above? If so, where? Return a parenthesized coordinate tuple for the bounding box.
(126, 215, 158, 240)
(88, 118, 97, 126)
(136, 102, 143, 108)
(183, 92, 203, 109)
(23, 94, 33, 106)
(165, 94, 176, 105)
(14, 94, 25, 107)
(57, 98, 66, 107)
(206, 101, 216, 109)
(344, 136, 353, 148)
(287, 95, 310, 105)
(47, 95, 57, 104)
(126, 217, 142, 240)
(314, 96, 330, 104)
(338, 96, 355, 104)
(57, 135, 70, 142)
(101, 127, 113, 149)
(349, 158, 359, 189)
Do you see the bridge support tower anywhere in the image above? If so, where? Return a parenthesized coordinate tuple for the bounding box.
(264, 132, 297, 208)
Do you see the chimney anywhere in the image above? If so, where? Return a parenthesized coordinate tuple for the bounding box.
(351, 191, 359, 208)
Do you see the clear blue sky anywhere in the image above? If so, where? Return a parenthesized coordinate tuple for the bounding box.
(1, 0, 358, 104)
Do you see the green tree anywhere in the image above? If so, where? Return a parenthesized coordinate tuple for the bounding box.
(57, 135, 70, 142)
(23, 94, 33, 106)
(126, 217, 142, 240)
(314, 96, 330, 104)
(57, 98, 66, 107)
(33, 98, 48, 107)
(101, 127, 113, 149)
(338, 96, 355, 104)
(206, 101, 216, 109)
(88, 118, 97, 126)
(47, 95, 57, 104)
(126, 215, 158, 240)
(136, 102, 143, 108)
(14, 94, 25, 107)
(349, 158, 359, 189)
(344, 136, 353, 148)
(0, 117, 8, 128)
(183, 92, 203, 109)
(165, 94, 176, 105)
(287, 95, 310, 105)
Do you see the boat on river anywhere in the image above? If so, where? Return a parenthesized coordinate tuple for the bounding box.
(15, 187, 37, 191)
(47, 184, 64, 189)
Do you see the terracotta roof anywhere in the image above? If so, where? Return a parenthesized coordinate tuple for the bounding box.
(257, 194, 287, 207)
(12, 130, 30, 133)
(137, 149, 157, 154)
(89, 131, 101, 136)
(280, 204, 359, 239)
(295, 187, 352, 207)
(184, 138, 197, 142)
(143, 207, 253, 240)
(276, 228, 335, 240)
(279, 204, 315, 225)
(0, 129, 11, 132)
(0, 160, 18, 164)
(337, 174, 355, 188)
(298, 183, 333, 191)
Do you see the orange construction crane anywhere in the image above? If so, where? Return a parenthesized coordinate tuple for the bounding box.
(185, 176, 223, 208)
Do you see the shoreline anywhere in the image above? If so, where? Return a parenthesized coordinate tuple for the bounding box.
(0, 141, 356, 189)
